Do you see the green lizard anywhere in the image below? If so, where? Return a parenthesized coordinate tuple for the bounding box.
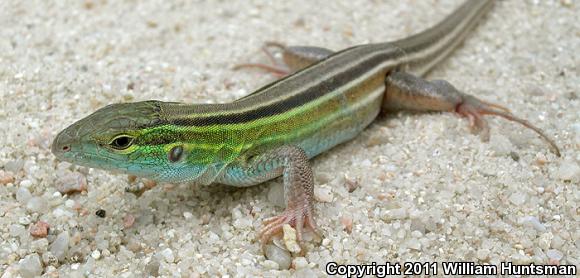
(51, 0, 560, 252)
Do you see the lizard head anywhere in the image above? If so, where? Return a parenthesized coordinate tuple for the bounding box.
(51, 100, 218, 182)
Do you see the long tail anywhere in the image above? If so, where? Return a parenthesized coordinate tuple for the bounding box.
(390, 0, 496, 76)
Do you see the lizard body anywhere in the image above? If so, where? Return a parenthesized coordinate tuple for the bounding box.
(52, 0, 559, 252)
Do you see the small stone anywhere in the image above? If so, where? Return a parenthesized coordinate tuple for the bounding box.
(30, 238, 49, 253)
(264, 244, 291, 270)
(95, 209, 106, 218)
(19, 216, 32, 225)
(509, 151, 520, 161)
(102, 249, 111, 257)
(64, 199, 75, 208)
(283, 224, 301, 253)
(295, 268, 316, 277)
(26, 196, 49, 213)
(143, 179, 157, 190)
(555, 160, 580, 182)
(551, 235, 565, 249)
(572, 123, 580, 145)
(340, 216, 353, 234)
(20, 179, 33, 188)
(16, 187, 32, 204)
(377, 191, 396, 201)
(520, 216, 546, 232)
(91, 249, 101, 260)
(546, 249, 564, 261)
(263, 260, 280, 270)
(29, 221, 50, 238)
(344, 174, 360, 192)
(127, 175, 138, 183)
(201, 213, 211, 225)
(238, 211, 254, 229)
(0, 170, 16, 185)
(534, 153, 548, 166)
(52, 207, 73, 219)
(5, 160, 24, 173)
(408, 240, 421, 250)
(183, 212, 193, 219)
(160, 248, 174, 263)
(384, 208, 407, 220)
(123, 214, 135, 229)
(50, 231, 70, 262)
(411, 230, 423, 238)
(538, 233, 553, 250)
(145, 259, 160, 276)
(293, 257, 309, 269)
(166, 229, 175, 239)
(18, 253, 42, 278)
(42, 252, 58, 266)
(314, 186, 333, 203)
(560, 0, 573, 8)
(476, 249, 490, 260)
(509, 192, 527, 206)
(56, 172, 87, 194)
(9, 224, 27, 238)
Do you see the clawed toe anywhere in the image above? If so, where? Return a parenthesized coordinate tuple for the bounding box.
(258, 204, 319, 253)
(233, 42, 290, 77)
(457, 102, 490, 141)
(456, 95, 560, 156)
(233, 63, 289, 77)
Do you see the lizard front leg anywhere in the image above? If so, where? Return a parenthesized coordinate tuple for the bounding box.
(259, 145, 319, 253)
(225, 145, 320, 253)
(383, 71, 561, 156)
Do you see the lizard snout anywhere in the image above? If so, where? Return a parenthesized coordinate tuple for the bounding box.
(51, 127, 77, 158)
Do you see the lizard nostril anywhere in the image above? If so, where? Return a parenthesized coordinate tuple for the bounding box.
(62, 145, 71, 152)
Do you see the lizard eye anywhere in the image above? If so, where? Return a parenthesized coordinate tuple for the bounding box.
(109, 135, 134, 150)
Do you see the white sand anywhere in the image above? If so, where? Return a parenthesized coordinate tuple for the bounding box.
(0, 0, 578, 276)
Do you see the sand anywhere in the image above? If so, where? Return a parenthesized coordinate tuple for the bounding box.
(0, 0, 578, 277)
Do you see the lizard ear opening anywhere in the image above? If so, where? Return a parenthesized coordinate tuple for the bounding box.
(168, 145, 184, 162)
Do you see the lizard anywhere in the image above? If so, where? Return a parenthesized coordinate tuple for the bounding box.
(51, 0, 560, 253)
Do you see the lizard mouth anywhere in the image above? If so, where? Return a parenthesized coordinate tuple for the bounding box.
(55, 149, 161, 180)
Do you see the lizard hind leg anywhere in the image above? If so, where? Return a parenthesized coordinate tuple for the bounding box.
(384, 72, 561, 156)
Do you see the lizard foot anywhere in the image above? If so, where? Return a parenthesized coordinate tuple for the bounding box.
(259, 202, 320, 253)
(233, 42, 290, 77)
(456, 94, 560, 156)
(384, 72, 561, 157)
